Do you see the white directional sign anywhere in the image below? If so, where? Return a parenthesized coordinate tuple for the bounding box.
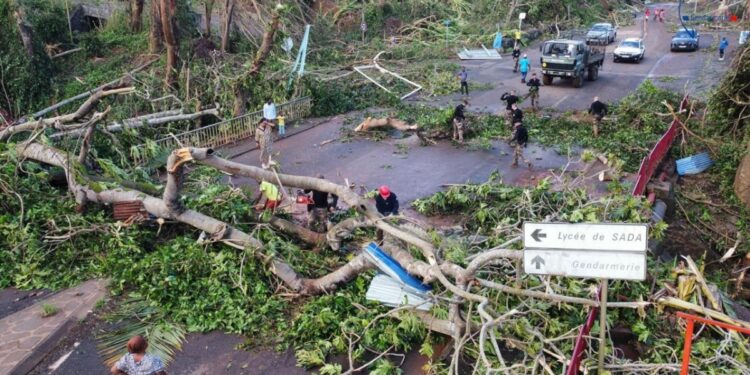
(524, 249, 646, 280)
(523, 222, 648, 281)
(523, 223, 648, 251)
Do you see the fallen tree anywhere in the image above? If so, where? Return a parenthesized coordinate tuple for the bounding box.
(0, 86, 135, 141)
(50, 107, 220, 139)
(354, 117, 419, 132)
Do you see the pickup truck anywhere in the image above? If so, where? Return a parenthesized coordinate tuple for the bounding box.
(539, 39, 605, 88)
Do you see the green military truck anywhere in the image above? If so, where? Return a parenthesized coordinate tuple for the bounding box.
(539, 39, 605, 88)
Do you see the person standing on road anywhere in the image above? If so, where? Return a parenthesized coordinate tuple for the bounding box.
(501, 90, 519, 127)
(255, 118, 275, 169)
(645, 8, 650, 22)
(525, 72, 541, 110)
(519, 54, 530, 83)
(509, 122, 531, 169)
(375, 185, 399, 216)
(457, 67, 469, 96)
(453, 99, 468, 143)
(512, 46, 521, 73)
(588, 96, 608, 137)
(277, 111, 286, 138)
(659, 8, 665, 22)
(263, 98, 277, 124)
(720, 37, 729, 61)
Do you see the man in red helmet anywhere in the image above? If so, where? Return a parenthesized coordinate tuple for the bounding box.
(375, 185, 399, 216)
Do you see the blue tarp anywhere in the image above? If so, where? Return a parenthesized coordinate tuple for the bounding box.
(676, 152, 713, 175)
(492, 32, 503, 49)
(363, 242, 432, 295)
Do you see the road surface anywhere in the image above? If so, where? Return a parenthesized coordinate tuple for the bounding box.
(412, 3, 737, 114)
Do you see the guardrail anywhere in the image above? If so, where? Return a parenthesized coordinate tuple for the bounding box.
(631, 95, 690, 196)
(131, 96, 311, 165)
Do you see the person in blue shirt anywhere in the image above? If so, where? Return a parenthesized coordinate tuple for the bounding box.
(457, 67, 469, 95)
(519, 54, 530, 83)
(719, 37, 729, 61)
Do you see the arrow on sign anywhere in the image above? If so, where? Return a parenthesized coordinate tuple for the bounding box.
(531, 229, 547, 242)
(531, 256, 545, 269)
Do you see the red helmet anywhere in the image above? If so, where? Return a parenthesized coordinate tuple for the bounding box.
(378, 185, 391, 198)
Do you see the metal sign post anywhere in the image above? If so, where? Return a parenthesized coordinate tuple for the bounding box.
(523, 222, 647, 373)
(598, 279, 608, 373)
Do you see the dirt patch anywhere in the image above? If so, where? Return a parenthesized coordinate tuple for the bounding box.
(0, 288, 49, 320)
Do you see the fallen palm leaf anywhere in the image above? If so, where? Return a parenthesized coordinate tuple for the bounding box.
(97, 296, 186, 367)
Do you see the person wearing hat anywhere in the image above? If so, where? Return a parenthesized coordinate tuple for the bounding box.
(519, 54, 530, 83)
(375, 185, 399, 216)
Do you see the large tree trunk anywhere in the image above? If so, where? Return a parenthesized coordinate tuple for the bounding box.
(130, 0, 145, 32)
(149, 0, 164, 53)
(203, 0, 215, 37)
(15, 142, 378, 295)
(14, 9, 34, 57)
(160, 0, 180, 90)
(232, 10, 281, 116)
(220, 0, 235, 52)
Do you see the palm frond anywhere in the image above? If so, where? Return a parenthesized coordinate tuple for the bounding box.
(97, 295, 186, 367)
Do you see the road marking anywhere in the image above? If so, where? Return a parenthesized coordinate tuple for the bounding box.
(552, 95, 569, 108)
(646, 54, 670, 78)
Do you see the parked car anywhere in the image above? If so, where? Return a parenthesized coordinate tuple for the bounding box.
(613, 38, 645, 62)
(586, 23, 617, 44)
(671, 28, 700, 51)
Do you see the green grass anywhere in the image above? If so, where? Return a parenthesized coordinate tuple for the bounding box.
(40, 303, 59, 318)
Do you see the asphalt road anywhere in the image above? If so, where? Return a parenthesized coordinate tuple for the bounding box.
(229, 116, 567, 204)
(413, 3, 738, 114)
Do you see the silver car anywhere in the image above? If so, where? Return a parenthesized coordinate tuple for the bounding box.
(614, 38, 645, 62)
(586, 23, 616, 44)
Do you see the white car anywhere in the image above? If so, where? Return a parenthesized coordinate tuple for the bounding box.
(613, 38, 645, 63)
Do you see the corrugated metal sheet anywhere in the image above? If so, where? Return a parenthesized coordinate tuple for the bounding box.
(676, 152, 713, 175)
(365, 274, 432, 311)
(113, 201, 147, 221)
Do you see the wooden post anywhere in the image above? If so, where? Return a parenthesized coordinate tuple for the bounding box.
(597, 279, 609, 372)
